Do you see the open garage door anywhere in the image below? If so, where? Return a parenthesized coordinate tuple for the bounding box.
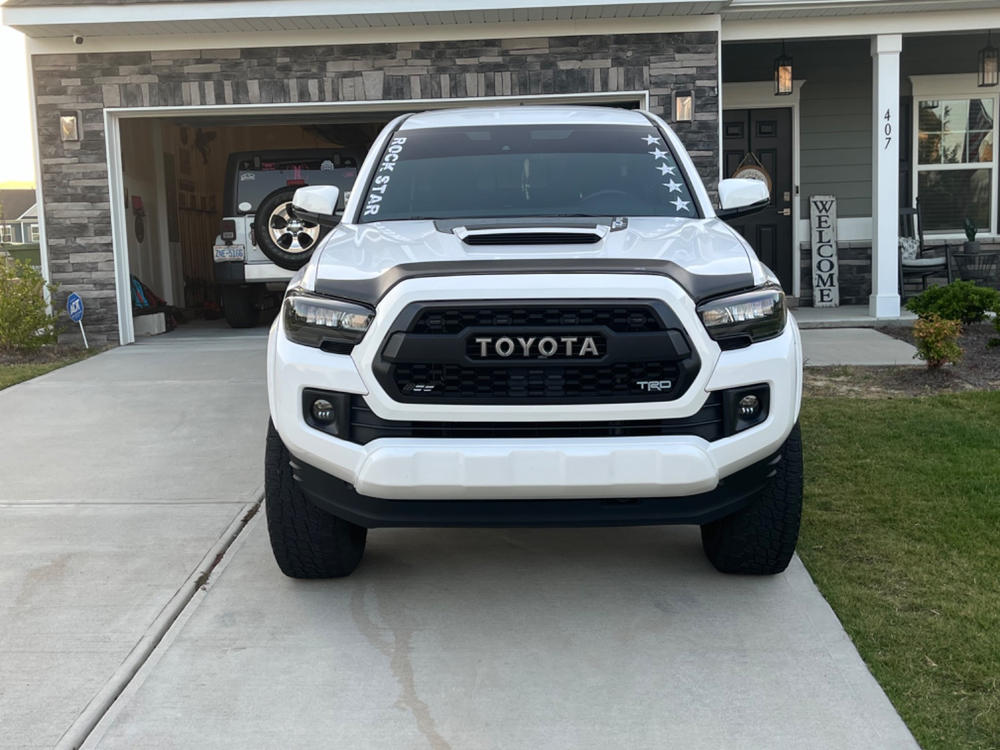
(108, 92, 647, 344)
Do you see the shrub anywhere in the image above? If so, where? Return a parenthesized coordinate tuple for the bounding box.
(905, 281, 1000, 325)
(0, 255, 59, 352)
(913, 314, 962, 368)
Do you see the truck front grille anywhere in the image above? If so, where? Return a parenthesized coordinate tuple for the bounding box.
(374, 301, 700, 405)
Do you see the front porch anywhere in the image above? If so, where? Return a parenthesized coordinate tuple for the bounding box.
(721, 30, 1000, 321)
(793, 305, 917, 329)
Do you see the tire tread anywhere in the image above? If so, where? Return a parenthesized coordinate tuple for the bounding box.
(265, 421, 366, 578)
(700, 423, 803, 575)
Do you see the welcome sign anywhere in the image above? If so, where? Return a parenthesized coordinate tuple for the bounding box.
(809, 195, 840, 307)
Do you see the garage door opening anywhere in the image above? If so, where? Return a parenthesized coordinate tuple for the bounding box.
(117, 112, 395, 336)
(108, 93, 648, 344)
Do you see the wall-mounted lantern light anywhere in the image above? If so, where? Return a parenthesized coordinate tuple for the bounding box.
(774, 42, 793, 96)
(979, 31, 998, 87)
(673, 90, 693, 122)
(59, 113, 80, 142)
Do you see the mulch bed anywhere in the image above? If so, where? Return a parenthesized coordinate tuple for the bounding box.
(0, 345, 93, 366)
(805, 321, 1000, 398)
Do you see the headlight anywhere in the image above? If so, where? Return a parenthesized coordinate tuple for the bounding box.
(282, 288, 374, 350)
(697, 286, 786, 348)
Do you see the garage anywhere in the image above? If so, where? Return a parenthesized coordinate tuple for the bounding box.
(7, 8, 721, 347)
(115, 109, 392, 334)
(111, 93, 648, 340)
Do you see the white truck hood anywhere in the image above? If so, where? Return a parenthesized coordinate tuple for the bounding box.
(306, 217, 763, 305)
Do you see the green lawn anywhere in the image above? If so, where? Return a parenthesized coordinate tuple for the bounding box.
(0, 354, 90, 390)
(799, 393, 1000, 750)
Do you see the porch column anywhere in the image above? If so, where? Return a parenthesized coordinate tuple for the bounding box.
(870, 34, 902, 318)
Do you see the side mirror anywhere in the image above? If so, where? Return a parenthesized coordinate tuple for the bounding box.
(717, 178, 770, 220)
(291, 185, 341, 227)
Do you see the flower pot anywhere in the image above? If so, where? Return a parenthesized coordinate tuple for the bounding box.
(963, 240, 981, 253)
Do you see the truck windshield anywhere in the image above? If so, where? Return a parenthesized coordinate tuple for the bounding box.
(359, 123, 699, 222)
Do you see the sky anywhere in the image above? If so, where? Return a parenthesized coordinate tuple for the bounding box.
(0, 22, 35, 185)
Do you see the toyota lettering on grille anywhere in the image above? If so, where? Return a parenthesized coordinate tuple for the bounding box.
(471, 334, 602, 359)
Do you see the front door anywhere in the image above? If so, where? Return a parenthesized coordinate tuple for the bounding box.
(722, 108, 794, 293)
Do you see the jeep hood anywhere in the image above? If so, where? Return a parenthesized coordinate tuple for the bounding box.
(306, 217, 763, 305)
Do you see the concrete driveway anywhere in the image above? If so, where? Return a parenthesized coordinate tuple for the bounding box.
(1, 326, 919, 749)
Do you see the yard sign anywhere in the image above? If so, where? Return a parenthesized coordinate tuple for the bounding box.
(809, 195, 840, 307)
(66, 291, 88, 349)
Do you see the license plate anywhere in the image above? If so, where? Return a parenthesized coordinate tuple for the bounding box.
(213, 244, 245, 262)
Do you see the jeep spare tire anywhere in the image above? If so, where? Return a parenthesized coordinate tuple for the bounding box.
(254, 186, 330, 271)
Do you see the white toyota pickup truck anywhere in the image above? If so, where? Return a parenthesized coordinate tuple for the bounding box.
(265, 106, 803, 579)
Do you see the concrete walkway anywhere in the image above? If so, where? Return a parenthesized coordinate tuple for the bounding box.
(1, 325, 919, 749)
(800, 328, 921, 367)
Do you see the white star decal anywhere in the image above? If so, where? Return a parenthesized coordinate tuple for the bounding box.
(648, 148, 668, 160)
(642, 134, 661, 145)
(656, 163, 676, 176)
(671, 196, 690, 213)
(663, 180, 682, 193)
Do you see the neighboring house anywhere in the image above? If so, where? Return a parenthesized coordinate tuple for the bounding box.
(2, 0, 998, 345)
(0, 188, 38, 244)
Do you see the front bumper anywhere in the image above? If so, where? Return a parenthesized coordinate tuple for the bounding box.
(290, 448, 783, 528)
(267, 274, 803, 506)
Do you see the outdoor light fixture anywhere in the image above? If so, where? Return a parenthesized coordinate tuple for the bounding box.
(774, 42, 793, 96)
(979, 31, 998, 87)
(59, 113, 80, 142)
(674, 90, 693, 122)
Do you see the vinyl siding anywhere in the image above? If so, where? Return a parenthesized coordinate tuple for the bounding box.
(723, 38, 873, 218)
(724, 34, 991, 222)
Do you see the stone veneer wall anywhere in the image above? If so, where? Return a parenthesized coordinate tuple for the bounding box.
(32, 32, 719, 345)
(797, 238, 1000, 306)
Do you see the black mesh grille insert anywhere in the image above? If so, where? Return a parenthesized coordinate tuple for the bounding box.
(348, 393, 724, 444)
(377, 301, 699, 405)
(393, 361, 680, 400)
(412, 305, 663, 334)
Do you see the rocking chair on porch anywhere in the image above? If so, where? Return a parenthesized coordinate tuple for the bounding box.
(899, 198, 950, 297)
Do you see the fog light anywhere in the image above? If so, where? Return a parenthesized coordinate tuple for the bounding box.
(311, 398, 335, 423)
(738, 394, 760, 418)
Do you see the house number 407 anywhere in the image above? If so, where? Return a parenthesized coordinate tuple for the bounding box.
(883, 109, 892, 150)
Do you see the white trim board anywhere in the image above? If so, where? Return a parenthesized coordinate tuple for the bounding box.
(722, 79, 804, 298)
(24, 51, 51, 314)
(5, 0, 719, 26)
(104, 91, 649, 345)
(22, 15, 721, 54)
(797, 217, 872, 244)
(723, 7, 1000, 41)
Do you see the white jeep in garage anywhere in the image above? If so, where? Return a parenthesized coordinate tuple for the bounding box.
(212, 149, 360, 328)
(264, 106, 803, 578)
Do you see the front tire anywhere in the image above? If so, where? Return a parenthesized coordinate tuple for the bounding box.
(265, 421, 367, 578)
(700, 423, 803, 575)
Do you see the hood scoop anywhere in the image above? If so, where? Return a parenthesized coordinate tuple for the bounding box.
(453, 225, 609, 246)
